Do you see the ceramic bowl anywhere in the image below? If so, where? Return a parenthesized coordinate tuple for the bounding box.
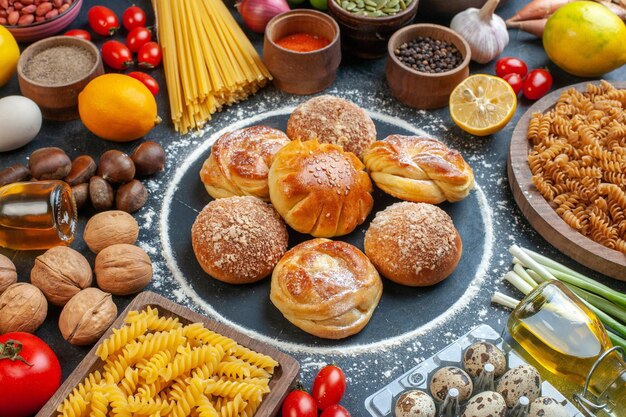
(3, 0, 83, 43)
(328, 0, 418, 59)
(264, 10, 341, 95)
(17, 36, 104, 120)
(385, 24, 470, 109)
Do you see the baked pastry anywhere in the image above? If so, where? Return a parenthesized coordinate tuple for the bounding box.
(268, 139, 374, 238)
(191, 196, 288, 284)
(364, 202, 462, 286)
(270, 238, 383, 339)
(363, 135, 474, 203)
(286, 95, 376, 158)
(200, 126, 290, 201)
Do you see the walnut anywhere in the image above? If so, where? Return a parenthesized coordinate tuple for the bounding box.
(95, 244, 152, 295)
(30, 246, 92, 306)
(83, 210, 139, 254)
(0, 254, 17, 294)
(0, 283, 47, 333)
(59, 288, 117, 345)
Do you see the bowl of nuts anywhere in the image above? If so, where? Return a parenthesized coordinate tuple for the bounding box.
(385, 23, 471, 109)
(328, 0, 418, 59)
(1, 0, 82, 43)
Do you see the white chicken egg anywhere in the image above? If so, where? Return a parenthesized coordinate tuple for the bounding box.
(529, 397, 569, 417)
(0, 96, 42, 152)
(394, 390, 436, 417)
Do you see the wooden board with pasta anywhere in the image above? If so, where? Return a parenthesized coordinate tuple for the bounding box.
(508, 80, 626, 282)
(35, 291, 300, 417)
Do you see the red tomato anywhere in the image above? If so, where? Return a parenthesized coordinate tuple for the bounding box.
(320, 405, 351, 417)
(126, 27, 152, 53)
(503, 73, 523, 95)
(87, 5, 119, 36)
(122, 5, 147, 31)
(0, 333, 61, 417)
(282, 390, 317, 417)
(523, 69, 553, 100)
(102, 40, 133, 70)
(312, 365, 346, 409)
(128, 71, 159, 96)
(495, 57, 528, 78)
(64, 29, 91, 41)
(138, 42, 162, 69)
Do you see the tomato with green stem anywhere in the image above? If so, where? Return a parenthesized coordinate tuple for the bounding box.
(312, 365, 346, 409)
(138, 42, 162, 69)
(126, 27, 152, 53)
(88, 5, 119, 36)
(102, 40, 133, 70)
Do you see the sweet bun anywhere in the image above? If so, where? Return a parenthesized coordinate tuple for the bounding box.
(268, 139, 374, 238)
(363, 135, 474, 203)
(364, 202, 462, 286)
(286, 95, 376, 158)
(200, 126, 290, 201)
(270, 238, 383, 339)
(191, 196, 288, 284)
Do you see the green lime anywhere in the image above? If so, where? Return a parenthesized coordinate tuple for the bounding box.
(310, 0, 328, 10)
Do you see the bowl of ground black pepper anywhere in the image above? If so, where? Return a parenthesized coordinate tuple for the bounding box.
(386, 24, 470, 109)
(328, 0, 418, 59)
(17, 35, 103, 121)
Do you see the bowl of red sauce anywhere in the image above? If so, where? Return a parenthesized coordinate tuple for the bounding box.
(263, 10, 341, 95)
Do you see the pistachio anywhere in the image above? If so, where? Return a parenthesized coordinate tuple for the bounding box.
(59, 288, 117, 345)
(0, 283, 47, 333)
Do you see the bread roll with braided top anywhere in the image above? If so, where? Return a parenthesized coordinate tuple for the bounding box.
(363, 135, 474, 203)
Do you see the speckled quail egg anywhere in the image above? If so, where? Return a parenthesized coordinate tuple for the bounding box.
(529, 397, 569, 417)
(496, 364, 542, 407)
(461, 391, 507, 417)
(463, 341, 507, 378)
(430, 366, 473, 402)
(394, 390, 436, 417)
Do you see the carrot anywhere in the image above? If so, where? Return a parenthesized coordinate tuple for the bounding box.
(507, 0, 573, 22)
(506, 18, 548, 38)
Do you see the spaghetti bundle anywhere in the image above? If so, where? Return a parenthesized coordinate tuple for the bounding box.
(154, 0, 272, 133)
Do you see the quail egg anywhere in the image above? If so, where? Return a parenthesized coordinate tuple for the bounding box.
(463, 341, 507, 378)
(461, 391, 507, 417)
(430, 366, 473, 402)
(394, 390, 436, 417)
(529, 397, 569, 417)
(496, 364, 542, 407)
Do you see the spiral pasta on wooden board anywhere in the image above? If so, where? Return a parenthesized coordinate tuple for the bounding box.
(526, 80, 626, 254)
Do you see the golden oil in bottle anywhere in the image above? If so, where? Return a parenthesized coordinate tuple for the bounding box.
(0, 181, 77, 250)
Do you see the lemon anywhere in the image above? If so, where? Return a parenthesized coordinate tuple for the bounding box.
(449, 75, 517, 137)
(79, 74, 160, 142)
(0, 26, 19, 87)
(543, 1, 626, 77)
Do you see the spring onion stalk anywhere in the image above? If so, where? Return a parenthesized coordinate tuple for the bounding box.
(566, 285, 626, 324)
(491, 292, 520, 309)
(526, 269, 548, 285)
(504, 271, 535, 295)
(608, 330, 626, 351)
(509, 245, 558, 282)
(513, 263, 538, 288)
(581, 301, 626, 339)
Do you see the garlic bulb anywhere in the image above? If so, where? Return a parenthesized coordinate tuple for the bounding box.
(450, 0, 509, 64)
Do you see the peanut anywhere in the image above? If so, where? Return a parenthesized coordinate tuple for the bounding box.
(20, 4, 35, 13)
(21, 0, 33, 5)
(13, 2, 23, 11)
(34, 14, 43, 21)
(0, 16, 6, 23)
(52, 0, 61, 6)
(57, 2, 67, 11)
(17, 12, 33, 24)
(0, 0, 8, 9)
(44, 8, 56, 18)
(7, 10, 18, 24)
(35, 1, 51, 16)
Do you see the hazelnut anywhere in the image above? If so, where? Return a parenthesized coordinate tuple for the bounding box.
(116, 180, 148, 213)
(84, 210, 139, 254)
(0, 254, 17, 294)
(89, 176, 114, 211)
(131, 141, 165, 176)
(95, 244, 152, 295)
(72, 183, 90, 209)
(97, 150, 135, 184)
(59, 288, 117, 345)
(30, 246, 92, 306)
(0, 164, 31, 187)
(0, 283, 47, 333)
(29, 147, 71, 180)
(65, 155, 97, 186)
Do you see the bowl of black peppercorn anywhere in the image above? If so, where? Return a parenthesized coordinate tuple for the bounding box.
(386, 24, 471, 109)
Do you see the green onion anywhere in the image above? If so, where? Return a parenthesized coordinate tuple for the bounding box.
(504, 271, 534, 295)
(491, 292, 520, 309)
(566, 285, 626, 324)
(608, 330, 626, 351)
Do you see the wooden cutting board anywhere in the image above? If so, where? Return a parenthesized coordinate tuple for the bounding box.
(507, 81, 626, 281)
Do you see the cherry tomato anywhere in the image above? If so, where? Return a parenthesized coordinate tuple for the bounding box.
(0, 333, 61, 417)
(122, 5, 147, 31)
(495, 57, 528, 78)
(64, 29, 91, 41)
(138, 41, 162, 69)
(128, 71, 159, 96)
(320, 405, 351, 417)
(126, 27, 152, 53)
(503, 73, 523, 95)
(102, 40, 133, 70)
(87, 5, 119, 36)
(312, 365, 346, 409)
(282, 390, 317, 417)
(523, 68, 553, 100)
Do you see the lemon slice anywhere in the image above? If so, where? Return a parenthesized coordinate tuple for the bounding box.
(449, 74, 517, 136)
